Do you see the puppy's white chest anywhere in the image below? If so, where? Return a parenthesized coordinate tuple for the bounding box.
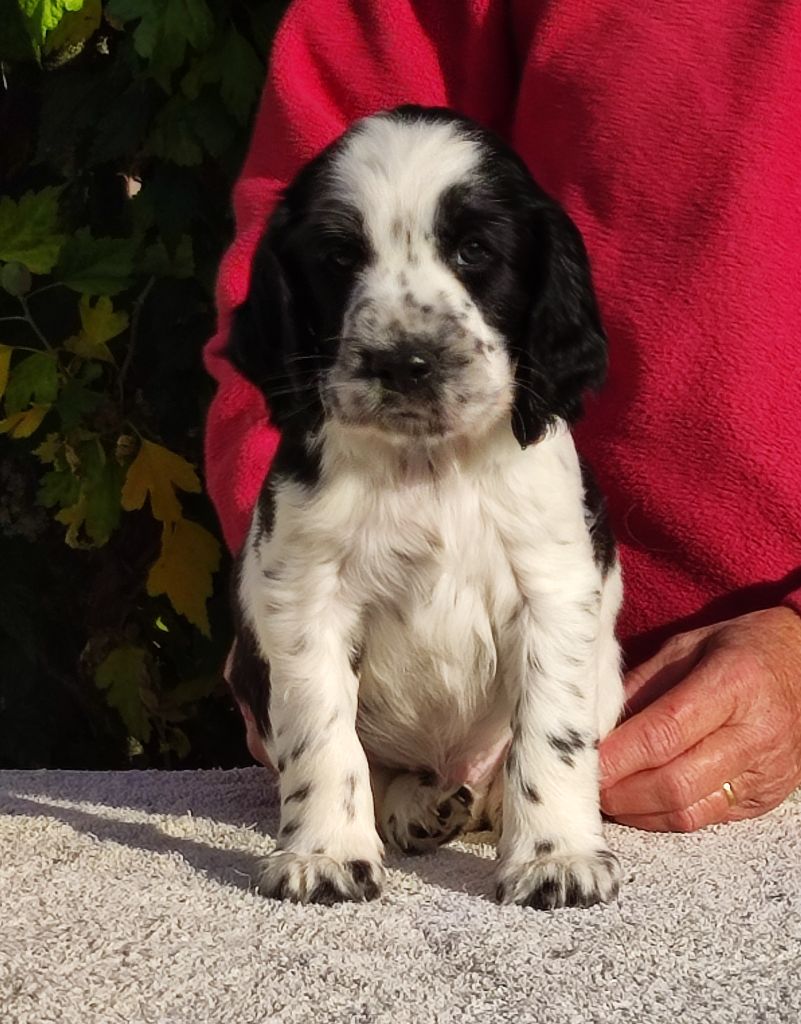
(350, 469, 524, 776)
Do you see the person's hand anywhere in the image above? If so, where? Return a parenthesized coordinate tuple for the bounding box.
(598, 607, 801, 831)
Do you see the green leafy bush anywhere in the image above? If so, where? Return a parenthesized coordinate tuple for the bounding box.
(0, 0, 287, 768)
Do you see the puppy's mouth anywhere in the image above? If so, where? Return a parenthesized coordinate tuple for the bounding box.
(324, 382, 455, 439)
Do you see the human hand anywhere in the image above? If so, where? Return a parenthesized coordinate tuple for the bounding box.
(598, 607, 801, 831)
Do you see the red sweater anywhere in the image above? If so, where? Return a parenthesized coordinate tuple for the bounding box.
(204, 0, 801, 667)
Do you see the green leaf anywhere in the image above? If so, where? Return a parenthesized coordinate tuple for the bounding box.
(141, 234, 194, 278)
(37, 467, 80, 509)
(4, 352, 59, 414)
(94, 645, 152, 743)
(54, 377, 103, 432)
(0, 188, 65, 274)
(1, 262, 33, 296)
(186, 92, 236, 159)
(43, 0, 101, 55)
(64, 294, 129, 363)
(219, 28, 263, 125)
(144, 95, 203, 166)
(108, 0, 215, 91)
(55, 228, 136, 295)
(18, 0, 83, 49)
(181, 27, 262, 126)
(81, 442, 124, 545)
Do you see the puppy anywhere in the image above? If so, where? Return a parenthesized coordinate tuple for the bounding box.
(226, 106, 624, 909)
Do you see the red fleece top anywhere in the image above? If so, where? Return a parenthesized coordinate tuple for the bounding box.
(204, 0, 801, 667)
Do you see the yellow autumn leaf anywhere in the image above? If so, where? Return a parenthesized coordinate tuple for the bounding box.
(33, 432, 62, 463)
(64, 294, 128, 363)
(121, 439, 201, 523)
(0, 345, 11, 400)
(147, 518, 221, 636)
(55, 493, 89, 548)
(0, 403, 50, 438)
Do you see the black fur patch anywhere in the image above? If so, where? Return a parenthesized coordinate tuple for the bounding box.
(579, 457, 616, 578)
(227, 557, 271, 740)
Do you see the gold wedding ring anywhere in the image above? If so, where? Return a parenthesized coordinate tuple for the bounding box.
(721, 781, 737, 807)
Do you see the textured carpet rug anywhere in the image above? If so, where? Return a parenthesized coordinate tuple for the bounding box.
(0, 768, 799, 1024)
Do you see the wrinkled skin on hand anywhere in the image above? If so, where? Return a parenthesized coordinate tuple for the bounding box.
(599, 607, 801, 831)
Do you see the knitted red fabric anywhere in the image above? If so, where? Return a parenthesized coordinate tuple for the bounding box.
(204, 0, 801, 666)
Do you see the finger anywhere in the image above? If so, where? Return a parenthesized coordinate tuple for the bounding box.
(622, 630, 710, 716)
(599, 648, 738, 789)
(600, 722, 745, 817)
(608, 774, 752, 832)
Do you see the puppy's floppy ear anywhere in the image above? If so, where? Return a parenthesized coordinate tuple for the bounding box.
(227, 205, 301, 429)
(512, 202, 607, 448)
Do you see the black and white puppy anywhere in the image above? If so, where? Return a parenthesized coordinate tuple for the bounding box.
(227, 106, 624, 909)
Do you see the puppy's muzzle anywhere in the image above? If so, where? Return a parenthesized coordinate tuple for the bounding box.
(355, 342, 434, 395)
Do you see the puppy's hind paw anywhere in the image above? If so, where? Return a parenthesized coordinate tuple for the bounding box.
(381, 772, 474, 855)
(496, 847, 621, 910)
(257, 851, 385, 904)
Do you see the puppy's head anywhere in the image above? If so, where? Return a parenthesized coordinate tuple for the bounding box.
(228, 106, 606, 448)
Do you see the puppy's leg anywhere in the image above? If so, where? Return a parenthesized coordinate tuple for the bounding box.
(244, 581, 384, 905)
(495, 576, 623, 910)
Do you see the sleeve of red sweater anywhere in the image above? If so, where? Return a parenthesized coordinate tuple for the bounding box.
(203, 0, 516, 553)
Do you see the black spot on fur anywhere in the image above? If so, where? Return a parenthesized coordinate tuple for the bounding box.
(349, 644, 364, 674)
(308, 876, 344, 904)
(548, 729, 585, 763)
(344, 798, 355, 821)
(525, 876, 560, 910)
(454, 786, 473, 809)
(522, 782, 541, 804)
(346, 860, 381, 901)
(418, 770, 436, 787)
(291, 736, 309, 762)
(284, 783, 312, 805)
(535, 840, 555, 857)
(279, 820, 298, 839)
(277, 757, 286, 773)
(506, 745, 521, 778)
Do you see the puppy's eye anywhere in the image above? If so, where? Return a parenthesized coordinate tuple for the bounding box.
(455, 237, 492, 268)
(323, 245, 362, 271)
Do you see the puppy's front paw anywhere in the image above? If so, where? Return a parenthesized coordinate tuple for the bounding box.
(496, 847, 620, 910)
(381, 772, 473, 855)
(257, 851, 385, 904)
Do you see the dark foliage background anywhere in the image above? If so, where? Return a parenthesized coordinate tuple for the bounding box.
(0, 0, 289, 769)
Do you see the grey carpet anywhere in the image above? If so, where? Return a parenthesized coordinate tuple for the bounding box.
(0, 768, 799, 1024)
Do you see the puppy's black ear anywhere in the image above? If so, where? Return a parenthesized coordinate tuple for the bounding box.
(512, 203, 607, 448)
(227, 205, 301, 429)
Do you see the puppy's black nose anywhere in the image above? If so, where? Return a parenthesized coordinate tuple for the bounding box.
(358, 347, 433, 392)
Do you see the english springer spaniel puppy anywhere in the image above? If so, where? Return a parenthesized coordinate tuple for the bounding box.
(227, 106, 624, 909)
